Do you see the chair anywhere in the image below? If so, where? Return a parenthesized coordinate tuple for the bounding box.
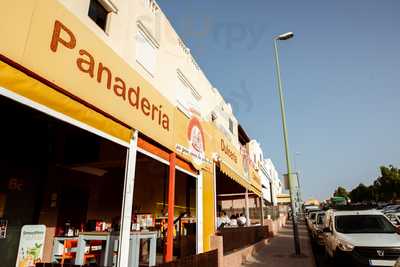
(60, 239, 78, 265)
(84, 240, 103, 264)
(59, 239, 101, 265)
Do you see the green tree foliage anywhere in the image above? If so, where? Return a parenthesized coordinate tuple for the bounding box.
(345, 165, 400, 203)
(334, 186, 349, 198)
(374, 165, 400, 201)
(349, 183, 368, 202)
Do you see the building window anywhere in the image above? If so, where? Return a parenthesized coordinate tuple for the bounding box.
(176, 72, 201, 117)
(211, 112, 217, 122)
(88, 0, 109, 31)
(136, 29, 157, 76)
(229, 118, 234, 134)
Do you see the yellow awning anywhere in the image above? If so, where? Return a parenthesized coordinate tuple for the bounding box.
(219, 161, 262, 196)
(0, 59, 132, 143)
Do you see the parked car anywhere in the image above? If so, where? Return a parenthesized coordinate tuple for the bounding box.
(323, 208, 400, 266)
(385, 212, 400, 226)
(306, 211, 320, 230)
(395, 257, 400, 267)
(304, 205, 320, 216)
(310, 211, 325, 246)
(382, 205, 400, 214)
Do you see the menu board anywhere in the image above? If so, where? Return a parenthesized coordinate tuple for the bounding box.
(15, 225, 46, 267)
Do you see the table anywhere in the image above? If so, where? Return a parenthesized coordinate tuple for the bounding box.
(127, 231, 157, 267)
(73, 231, 157, 267)
(74, 232, 112, 265)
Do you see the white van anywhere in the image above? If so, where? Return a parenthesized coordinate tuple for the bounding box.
(323, 208, 400, 266)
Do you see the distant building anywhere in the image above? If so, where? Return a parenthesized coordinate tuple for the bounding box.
(304, 198, 320, 206)
(247, 140, 282, 206)
(277, 193, 291, 205)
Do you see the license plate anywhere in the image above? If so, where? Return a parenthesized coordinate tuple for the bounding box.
(369, 259, 396, 266)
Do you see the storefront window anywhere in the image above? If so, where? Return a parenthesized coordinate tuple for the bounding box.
(132, 152, 197, 264)
(0, 95, 126, 266)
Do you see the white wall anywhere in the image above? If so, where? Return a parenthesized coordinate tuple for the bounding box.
(57, 0, 239, 145)
(248, 140, 263, 167)
(261, 159, 281, 206)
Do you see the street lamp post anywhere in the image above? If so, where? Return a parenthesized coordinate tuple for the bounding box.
(273, 32, 301, 255)
(294, 152, 303, 209)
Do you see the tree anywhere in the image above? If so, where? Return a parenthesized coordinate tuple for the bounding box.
(334, 165, 400, 203)
(349, 183, 376, 202)
(334, 186, 349, 198)
(374, 165, 400, 202)
(349, 183, 368, 202)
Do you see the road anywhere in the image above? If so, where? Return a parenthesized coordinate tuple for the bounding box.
(310, 239, 335, 267)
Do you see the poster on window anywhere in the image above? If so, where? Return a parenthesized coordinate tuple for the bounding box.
(15, 225, 46, 267)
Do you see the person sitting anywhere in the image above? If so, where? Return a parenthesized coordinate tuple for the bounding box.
(217, 211, 223, 229)
(221, 212, 230, 225)
(237, 213, 247, 226)
(229, 214, 238, 226)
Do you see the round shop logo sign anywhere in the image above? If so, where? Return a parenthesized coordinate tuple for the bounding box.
(187, 117, 206, 167)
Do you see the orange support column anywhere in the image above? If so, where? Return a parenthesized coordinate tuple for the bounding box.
(165, 152, 176, 262)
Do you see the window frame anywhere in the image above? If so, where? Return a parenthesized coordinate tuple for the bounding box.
(88, 0, 117, 33)
(228, 118, 234, 134)
(135, 22, 159, 77)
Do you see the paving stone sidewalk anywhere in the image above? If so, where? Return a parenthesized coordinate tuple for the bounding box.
(241, 221, 317, 267)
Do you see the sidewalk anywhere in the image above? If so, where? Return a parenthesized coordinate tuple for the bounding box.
(241, 221, 316, 267)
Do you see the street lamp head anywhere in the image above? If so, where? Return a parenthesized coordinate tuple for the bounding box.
(275, 32, 294, 41)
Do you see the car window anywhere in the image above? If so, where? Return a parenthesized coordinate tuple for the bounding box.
(310, 213, 317, 220)
(317, 214, 325, 225)
(335, 215, 396, 234)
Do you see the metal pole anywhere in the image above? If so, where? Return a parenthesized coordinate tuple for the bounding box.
(165, 152, 176, 262)
(260, 197, 265, 225)
(117, 130, 138, 267)
(245, 189, 250, 226)
(213, 162, 218, 231)
(295, 153, 303, 205)
(273, 39, 301, 255)
(196, 171, 204, 253)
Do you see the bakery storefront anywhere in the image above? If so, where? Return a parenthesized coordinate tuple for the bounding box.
(0, 0, 214, 266)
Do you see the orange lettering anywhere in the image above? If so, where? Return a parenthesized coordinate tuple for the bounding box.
(76, 49, 94, 78)
(128, 87, 140, 109)
(113, 77, 126, 99)
(141, 98, 150, 116)
(162, 114, 170, 131)
(50, 20, 76, 52)
(97, 62, 112, 89)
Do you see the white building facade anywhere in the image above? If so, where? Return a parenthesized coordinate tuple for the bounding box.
(57, 0, 240, 147)
(262, 159, 282, 206)
(247, 140, 282, 206)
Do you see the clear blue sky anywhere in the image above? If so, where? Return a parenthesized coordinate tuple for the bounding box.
(157, 0, 400, 201)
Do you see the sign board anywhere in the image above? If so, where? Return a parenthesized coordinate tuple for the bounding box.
(175, 116, 212, 170)
(283, 173, 299, 190)
(1, 0, 174, 149)
(15, 225, 46, 267)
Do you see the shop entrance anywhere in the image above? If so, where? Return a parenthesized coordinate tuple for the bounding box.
(0, 92, 199, 266)
(0, 94, 126, 266)
(133, 152, 197, 264)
